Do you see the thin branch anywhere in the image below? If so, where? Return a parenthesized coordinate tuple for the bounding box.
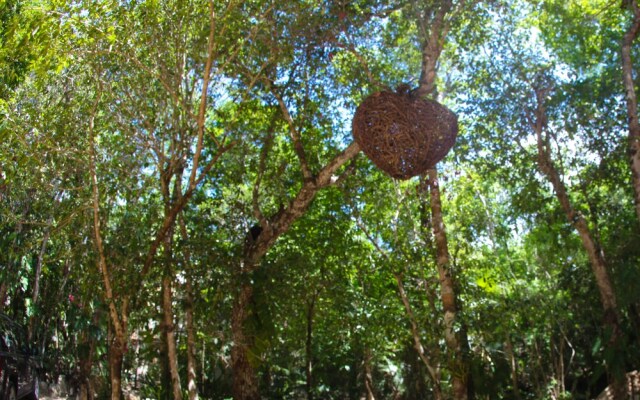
(353, 217, 439, 382)
(140, 140, 236, 278)
(414, 0, 454, 97)
(245, 142, 360, 266)
(88, 77, 126, 342)
(215, 3, 276, 76)
(87, 48, 190, 121)
(252, 123, 276, 227)
(191, 0, 218, 188)
(271, 87, 312, 180)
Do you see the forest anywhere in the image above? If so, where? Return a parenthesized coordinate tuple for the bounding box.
(1, 0, 640, 399)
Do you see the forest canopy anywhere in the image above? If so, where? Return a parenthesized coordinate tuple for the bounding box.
(1, 0, 639, 399)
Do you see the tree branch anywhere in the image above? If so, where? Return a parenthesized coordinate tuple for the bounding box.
(88, 77, 126, 343)
(353, 216, 440, 382)
(252, 126, 275, 227)
(414, 0, 454, 98)
(245, 142, 360, 266)
(270, 86, 313, 181)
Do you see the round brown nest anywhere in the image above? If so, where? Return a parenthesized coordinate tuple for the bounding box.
(352, 90, 458, 179)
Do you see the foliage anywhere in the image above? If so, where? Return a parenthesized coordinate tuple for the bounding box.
(1, 0, 639, 399)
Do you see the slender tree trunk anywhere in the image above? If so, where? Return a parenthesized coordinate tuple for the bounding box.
(532, 89, 620, 333)
(505, 336, 522, 400)
(178, 214, 199, 400)
(108, 325, 126, 400)
(28, 220, 52, 343)
(306, 296, 315, 400)
(31, 223, 50, 306)
(425, 170, 469, 400)
(229, 142, 359, 399)
(531, 87, 623, 396)
(231, 270, 259, 400)
(162, 272, 183, 400)
(158, 208, 182, 400)
(78, 309, 100, 400)
(393, 273, 442, 394)
(89, 82, 128, 400)
(363, 349, 376, 400)
(109, 350, 124, 400)
(185, 277, 198, 400)
(0, 282, 6, 312)
(413, 1, 471, 397)
(621, 0, 640, 224)
(160, 321, 171, 400)
(414, 0, 453, 98)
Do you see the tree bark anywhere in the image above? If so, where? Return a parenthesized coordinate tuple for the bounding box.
(78, 309, 100, 400)
(413, 1, 471, 398)
(0, 282, 6, 312)
(109, 349, 124, 400)
(231, 275, 259, 400)
(179, 215, 199, 400)
(425, 170, 469, 400)
(89, 82, 127, 400)
(414, 0, 453, 98)
(185, 277, 199, 400)
(162, 273, 183, 400)
(28, 221, 51, 344)
(108, 322, 126, 400)
(159, 179, 182, 400)
(305, 295, 315, 400)
(532, 88, 621, 333)
(363, 349, 376, 400)
(504, 336, 522, 400)
(621, 0, 640, 224)
(230, 142, 360, 399)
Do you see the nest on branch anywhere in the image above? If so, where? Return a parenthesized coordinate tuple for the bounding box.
(352, 89, 458, 179)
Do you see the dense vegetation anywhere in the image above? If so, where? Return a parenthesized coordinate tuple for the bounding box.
(1, 0, 639, 399)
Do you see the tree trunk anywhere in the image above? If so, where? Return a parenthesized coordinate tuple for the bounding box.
(160, 323, 171, 400)
(109, 325, 126, 400)
(28, 221, 52, 344)
(413, 0, 470, 397)
(178, 214, 199, 400)
(78, 309, 100, 400)
(89, 84, 128, 400)
(185, 277, 199, 400)
(414, 0, 453, 98)
(231, 271, 259, 400)
(425, 169, 469, 400)
(162, 273, 183, 400)
(159, 213, 182, 400)
(306, 296, 315, 400)
(532, 89, 621, 334)
(0, 282, 6, 312)
(109, 349, 123, 400)
(504, 336, 522, 400)
(228, 142, 359, 399)
(363, 349, 376, 400)
(621, 0, 640, 224)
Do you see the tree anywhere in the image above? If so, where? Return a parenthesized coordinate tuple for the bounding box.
(621, 0, 640, 224)
(3, 0, 640, 399)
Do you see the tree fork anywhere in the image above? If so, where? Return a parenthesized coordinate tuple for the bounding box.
(230, 142, 360, 399)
